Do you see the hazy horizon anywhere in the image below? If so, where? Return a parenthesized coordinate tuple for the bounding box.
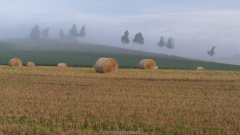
(1, 0, 240, 61)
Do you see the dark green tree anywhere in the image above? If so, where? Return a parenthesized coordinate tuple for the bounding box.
(157, 36, 165, 47)
(207, 46, 216, 56)
(42, 28, 49, 39)
(121, 30, 130, 44)
(69, 24, 78, 40)
(79, 25, 86, 38)
(166, 37, 175, 49)
(133, 32, 144, 45)
(29, 25, 41, 40)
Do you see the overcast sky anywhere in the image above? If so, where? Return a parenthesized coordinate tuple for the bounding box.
(1, 0, 240, 58)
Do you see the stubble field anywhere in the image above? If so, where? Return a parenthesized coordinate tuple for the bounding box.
(0, 66, 240, 134)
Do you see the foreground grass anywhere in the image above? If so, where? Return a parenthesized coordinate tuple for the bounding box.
(0, 66, 240, 134)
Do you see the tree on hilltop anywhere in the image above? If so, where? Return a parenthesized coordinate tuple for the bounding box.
(121, 30, 130, 45)
(79, 25, 86, 38)
(166, 37, 175, 49)
(69, 24, 78, 40)
(133, 32, 144, 45)
(29, 25, 41, 46)
(157, 36, 165, 47)
(30, 25, 41, 40)
(207, 46, 216, 57)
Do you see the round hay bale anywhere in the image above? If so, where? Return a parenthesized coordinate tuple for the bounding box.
(139, 59, 156, 70)
(27, 62, 35, 67)
(95, 58, 118, 73)
(197, 67, 205, 70)
(58, 63, 67, 68)
(9, 58, 23, 67)
(156, 66, 158, 69)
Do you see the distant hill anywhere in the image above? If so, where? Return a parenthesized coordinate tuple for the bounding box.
(0, 39, 240, 71)
(3, 38, 195, 60)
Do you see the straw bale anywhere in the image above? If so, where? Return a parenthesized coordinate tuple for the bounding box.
(139, 59, 156, 70)
(197, 67, 205, 70)
(95, 58, 118, 73)
(27, 62, 35, 67)
(9, 58, 23, 67)
(58, 63, 67, 68)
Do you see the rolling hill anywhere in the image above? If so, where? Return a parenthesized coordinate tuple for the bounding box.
(0, 39, 240, 70)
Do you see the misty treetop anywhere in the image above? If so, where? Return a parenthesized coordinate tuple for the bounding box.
(207, 46, 216, 56)
(121, 30, 130, 44)
(69, 24, 78, 39)
(69, 24, 87, 40)
(133, 32, 144, 45)
(157, 36, 165, 47)
(166, 37, 175, 49)
(79, 25, 86, 38)
(28, 24, 87, 46)
(29, 25, 50, 40)
(29, 25, 41, 40)
(157, 36, 175, 51)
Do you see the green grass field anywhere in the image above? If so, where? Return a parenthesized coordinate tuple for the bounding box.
(1, 40, 240, 70)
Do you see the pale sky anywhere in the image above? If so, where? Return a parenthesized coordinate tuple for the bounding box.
(0, 0, 240, 58)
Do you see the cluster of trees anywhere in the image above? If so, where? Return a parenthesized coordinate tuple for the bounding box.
(121, 30, 216, 57)
(157, 36, 175, 49)
(29, 25, 216, 57)
(121, 30, 175, 51)
(59, 24, 86, 41)
(29, 25, 49, 40)
(29, 24, 86, 41)
(121, 30, 144, 45)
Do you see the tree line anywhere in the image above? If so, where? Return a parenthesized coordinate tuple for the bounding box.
(121, 30, 216, 57)
(29, 24, 216, 57)
(121, 30, 175, 51)
(29, 24, 86, 41)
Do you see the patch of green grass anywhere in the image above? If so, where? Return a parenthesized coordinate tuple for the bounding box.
(0, 113, 236, 134)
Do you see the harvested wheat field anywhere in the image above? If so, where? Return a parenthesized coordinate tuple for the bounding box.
(0, 66, 240, 134)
